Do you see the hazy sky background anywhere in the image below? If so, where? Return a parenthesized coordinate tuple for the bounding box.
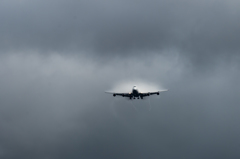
(0, 0, 240, 158)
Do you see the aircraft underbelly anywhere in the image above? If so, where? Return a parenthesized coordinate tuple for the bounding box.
(132, 90, 139, 97)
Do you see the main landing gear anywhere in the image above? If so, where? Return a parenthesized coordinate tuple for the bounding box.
(130, 97, 142, 100)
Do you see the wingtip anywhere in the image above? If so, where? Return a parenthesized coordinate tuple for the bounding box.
(159, 89, 168, 92)
(105, 91, 113, 94)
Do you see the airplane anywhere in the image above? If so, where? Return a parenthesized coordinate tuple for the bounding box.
(105, 85, 168, 100)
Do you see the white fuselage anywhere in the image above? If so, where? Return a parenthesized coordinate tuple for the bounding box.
(132, 86, 139, 97)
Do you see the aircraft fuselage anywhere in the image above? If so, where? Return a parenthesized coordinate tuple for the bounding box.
(131, 86, 142, 99)
(132, 86, 139, 97)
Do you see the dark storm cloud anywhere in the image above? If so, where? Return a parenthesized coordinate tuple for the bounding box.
(1, 0, 240, 159)
(1, 0, 240, 61)
(0, 53, 240, 159)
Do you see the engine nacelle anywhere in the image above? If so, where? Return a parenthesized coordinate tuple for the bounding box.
(157, 92, 159, 95)
(113, 94, 116, 97)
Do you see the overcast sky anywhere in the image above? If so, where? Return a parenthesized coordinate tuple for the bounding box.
(0, 0, 240, 158)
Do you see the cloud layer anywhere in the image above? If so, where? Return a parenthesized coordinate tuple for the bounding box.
(0, 0, 240, 158)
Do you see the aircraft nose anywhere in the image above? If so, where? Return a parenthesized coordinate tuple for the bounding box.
(133, 86, 137, 90)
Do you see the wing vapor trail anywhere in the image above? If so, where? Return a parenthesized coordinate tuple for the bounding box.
(130, 100, 137, 111)
(157, 93, 161, 99)
(108, 98, 118, 118)
(148, 98, 152, 111)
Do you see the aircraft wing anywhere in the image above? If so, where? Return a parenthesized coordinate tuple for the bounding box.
(105, 91, 131, 97)
(140, 89, 168, 97)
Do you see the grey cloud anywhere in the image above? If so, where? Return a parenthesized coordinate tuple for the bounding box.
(0, 53, 240, 158)
(1, 0, 240, 61)
(1, 0, 240, 158)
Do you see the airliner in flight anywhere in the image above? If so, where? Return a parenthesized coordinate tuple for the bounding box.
(105, 86, 168, 99)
